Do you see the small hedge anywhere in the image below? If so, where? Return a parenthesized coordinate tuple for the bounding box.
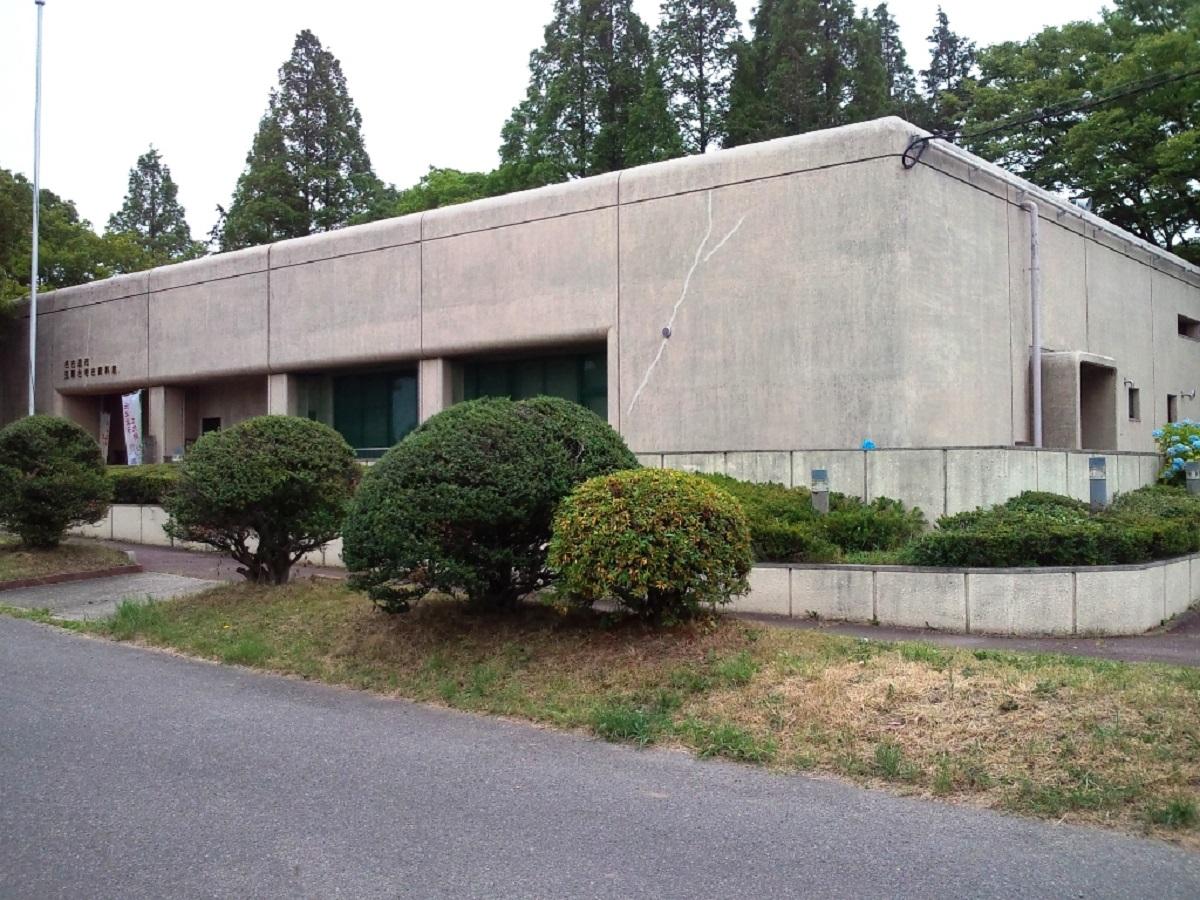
(905, 488, 1200, 568)
(108, 464, 180, 505)
(698, 474, 923, 563)
(549, 468, 751, 621)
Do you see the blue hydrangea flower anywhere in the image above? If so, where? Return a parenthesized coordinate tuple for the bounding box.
(1153, 429, 1164, 438)
(1173, 457, 1186, 470)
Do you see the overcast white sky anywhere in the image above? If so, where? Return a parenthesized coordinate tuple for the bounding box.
(0, 0, 1110, 240)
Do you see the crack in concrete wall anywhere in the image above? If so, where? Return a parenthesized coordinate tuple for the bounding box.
(626, 191, 746, 416)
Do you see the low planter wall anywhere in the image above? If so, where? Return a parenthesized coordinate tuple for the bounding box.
(75, 505, 1196, 637)
(738, 557, 1199, 637)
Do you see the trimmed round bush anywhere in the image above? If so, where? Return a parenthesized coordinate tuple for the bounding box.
(823, 496, 926, 553)
(0, 415, 111, 548)
(163, 415, 359, 584)
(549, 468, 752, 622)
(343, 396, 639, 613)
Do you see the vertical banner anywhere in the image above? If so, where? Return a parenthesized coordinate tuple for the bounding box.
(98, 410, 111, 464)
(121, 390, 143, 466)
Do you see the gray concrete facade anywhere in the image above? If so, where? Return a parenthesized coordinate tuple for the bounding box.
(3, 117, 1199, 507)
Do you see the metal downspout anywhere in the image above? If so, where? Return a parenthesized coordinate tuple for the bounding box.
(1022, 199, 1042, 448)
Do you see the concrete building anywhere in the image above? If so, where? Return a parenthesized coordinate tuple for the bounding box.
(2, 117, 1199, 516)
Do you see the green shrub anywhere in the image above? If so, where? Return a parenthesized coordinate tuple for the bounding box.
(108, 464, 179, 505)
(343, 396, 638, 613)
(905, 487, 1200, 568)
(697, 474, 922, 561)
(1110, 484, 1200, 524)
(0, 415, 111, 548)
(548, 468, 752, 622)
(163, 416, 359, 584)
(822, 496, 925, 552)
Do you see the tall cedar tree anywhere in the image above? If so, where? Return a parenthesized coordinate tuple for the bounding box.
(725, 0, 890, 146)
(654, 0, 742, 153)
(105, 147, 204, 269)
(498, 0, 683, 190)
(965, 0, 1199, 263)
(217, 30, 382, 250)
(920, 6, 976, 135)
(872, 3, 921, 119)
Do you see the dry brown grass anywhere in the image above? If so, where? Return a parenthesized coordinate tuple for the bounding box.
(0, 536, 130, 583)
(74, 579, 1200, 849)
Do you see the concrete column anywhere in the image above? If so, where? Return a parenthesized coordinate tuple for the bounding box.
(147, 385, 185, 463)
(606, 326, 620, 430)
(52, 391, 101, 439)
(267, 373, 298, 416)
(419, 358, 456, 422)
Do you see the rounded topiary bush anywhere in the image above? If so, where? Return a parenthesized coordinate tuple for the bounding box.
(163, 415, 359, 584)
(343, 396, 639, 612)
(0, 415, 111, 548)
(548, 468, 752, 622)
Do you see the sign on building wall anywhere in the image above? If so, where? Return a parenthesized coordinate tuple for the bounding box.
(121, 390, 143, 466)
(98, 411, 111, 463)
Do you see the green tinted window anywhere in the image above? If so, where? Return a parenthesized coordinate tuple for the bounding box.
(463, 351, 607, 418)
(333, 370, 418, 457)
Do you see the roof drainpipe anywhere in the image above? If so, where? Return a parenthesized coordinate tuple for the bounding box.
(1022, 199, 1043, 448)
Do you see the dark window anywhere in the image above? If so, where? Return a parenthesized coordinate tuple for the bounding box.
(1169, 394, 1179, 423)
(462, 350, 607, 419)
(1127, 387, 1140, 421)
(201, 417, 221, 434)
(333, 370, 417, 458)
(1179, 315, 1200, 339)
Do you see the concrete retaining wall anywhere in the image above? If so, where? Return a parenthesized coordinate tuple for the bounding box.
(640, 446, 1160, 518)
(746, 556, 1198, 636)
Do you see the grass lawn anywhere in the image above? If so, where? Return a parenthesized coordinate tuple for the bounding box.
(27, 579, 1200, 847)
(0, 536, 131, 583)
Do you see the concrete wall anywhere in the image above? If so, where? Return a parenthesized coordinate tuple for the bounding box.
(4, 116, 1199, 463)
(646, 446, 1158, 518)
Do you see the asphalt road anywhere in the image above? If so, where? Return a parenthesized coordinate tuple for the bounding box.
(2, 616, 1198, 899)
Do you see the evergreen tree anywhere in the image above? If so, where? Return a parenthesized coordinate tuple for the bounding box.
(872, 3, 921, 118)
(920, 6, 976, 135)
(498, 0, 683, 189)
(105, 147, 203, 267)
(217, 30, 382, 250)
(654, 0, 742, 153)
(725, 0, 887, 145)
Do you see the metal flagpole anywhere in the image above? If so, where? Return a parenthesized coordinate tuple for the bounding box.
(28, 0, 45, 416)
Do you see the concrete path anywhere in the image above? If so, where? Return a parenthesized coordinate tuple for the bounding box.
(1, 616, 1198, 899)
(110, 541, 1200, 668)
(0, 571, 217, 620)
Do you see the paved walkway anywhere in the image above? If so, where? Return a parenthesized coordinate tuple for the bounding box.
(2, 614, 1197, 899)
(109, 541, 1200, 668)
(0, 571, 217, 620)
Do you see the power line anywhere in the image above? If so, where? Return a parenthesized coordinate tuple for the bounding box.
(902, 64, 1200, 169)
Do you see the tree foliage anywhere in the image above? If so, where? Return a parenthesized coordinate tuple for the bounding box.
(0, 168, 141, 309)
(724, 0, 893, 146)
(105, 147, 204, 268)
(654, 0, 742, 153)
(964, 0, 1200, 263)
(216, 30, 383, 250)
(499, 0, 683, 190)
(920, 6, 977, 136)
(380, 167, 499, 218)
